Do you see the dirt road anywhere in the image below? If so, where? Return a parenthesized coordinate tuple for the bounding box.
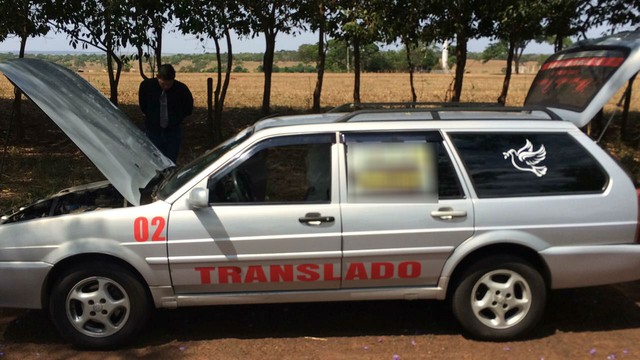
(0, 281, 639, 359)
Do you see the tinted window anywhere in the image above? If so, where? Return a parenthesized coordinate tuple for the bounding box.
(525, 49, 628, 111)
(209, 134, 333, 204)
(438, 145, 464, 199)
(451, 133, 608, 198)
(344, 132, 463, 202)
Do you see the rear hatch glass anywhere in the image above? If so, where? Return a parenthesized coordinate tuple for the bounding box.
(526, 48, 629, 112)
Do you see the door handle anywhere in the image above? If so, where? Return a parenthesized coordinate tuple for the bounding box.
(299, 212, 335, 226)
(431, 208, 467, 220)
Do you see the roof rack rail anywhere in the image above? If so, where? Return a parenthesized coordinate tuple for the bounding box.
(328, 101, 500, 113)
(333, 105, 562, 122)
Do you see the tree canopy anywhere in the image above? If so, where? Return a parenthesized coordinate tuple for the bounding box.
(1, 0, 637, 139)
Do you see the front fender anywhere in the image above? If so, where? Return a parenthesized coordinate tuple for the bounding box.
(42, 237, 169, 287)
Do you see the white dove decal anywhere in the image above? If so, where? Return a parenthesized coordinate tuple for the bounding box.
(502, 139, 548, 177)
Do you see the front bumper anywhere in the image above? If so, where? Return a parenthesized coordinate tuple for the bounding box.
(0, 261, 52, 309)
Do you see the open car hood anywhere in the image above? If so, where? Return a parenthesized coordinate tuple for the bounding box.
(525, 30, 640, 128)
(0, 58, 174, 206)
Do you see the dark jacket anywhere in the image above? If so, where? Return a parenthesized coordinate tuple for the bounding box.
(139, 78, 194, 131)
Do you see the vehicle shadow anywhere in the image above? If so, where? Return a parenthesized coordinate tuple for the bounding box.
(2, 281, 639, 347)
(0, 299, 459, 346)
(535, 281, 640, 336)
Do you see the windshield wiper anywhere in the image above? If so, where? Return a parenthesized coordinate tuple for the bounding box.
(141, 166, 179, 204)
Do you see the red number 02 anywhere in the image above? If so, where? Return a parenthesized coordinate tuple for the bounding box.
(134, 217, 166, 242)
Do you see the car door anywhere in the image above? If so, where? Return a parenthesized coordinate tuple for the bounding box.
(339, 131, 474, 288)
(167, 133, 342, 294)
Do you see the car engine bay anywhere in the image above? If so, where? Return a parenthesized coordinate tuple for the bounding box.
(1, 181, 126, 224)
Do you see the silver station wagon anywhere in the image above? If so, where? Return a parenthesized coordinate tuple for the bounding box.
(1, 30, 640, 348)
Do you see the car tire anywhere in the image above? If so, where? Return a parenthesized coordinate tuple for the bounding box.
(451, 255, 546, 341)
(49, 261, 151, 349)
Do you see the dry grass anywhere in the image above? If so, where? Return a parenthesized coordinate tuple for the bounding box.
(72, 71, 541, 109)
(1, 68, 640, 212)
(70, 70, 640, 111)
(2, 61, 638, 110)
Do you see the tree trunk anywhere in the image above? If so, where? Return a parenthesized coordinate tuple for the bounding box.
(215, 29, 234, 145)
(405, 42, 417, 103)
(154, 19, 163, 68)
(18, 34, 26, 61)
(514, 44, 525, 75)
(106, 51, 118, 105)
(211, 30, 233, 146)
(498, 39, 515, 105)
(213, 36, 222, 118)
(262, 30, 277, 115)
(207, 77, 213, 146)
(105, 15, 119, 106)
(12, 34, 28, 141)
(554, 35, 564, 53)
(106, 50, 123, 106)
(452, 33, 468, 102)
(353, 37, 361, 104)
(312, 5, 326, 113)
(211, 38, 222, 146)
(221, 29, 233, 116)
(137, 45, 148, 80)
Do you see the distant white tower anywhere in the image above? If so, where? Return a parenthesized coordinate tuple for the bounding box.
(442, 40, 450, 73)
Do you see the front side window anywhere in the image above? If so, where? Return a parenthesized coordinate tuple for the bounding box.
(209, 134, 333, 204)
(157, 126, 253, 199)
(344, 132, 463, 203)
(450, 132, 608, 198)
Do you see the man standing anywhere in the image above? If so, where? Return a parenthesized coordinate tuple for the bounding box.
(139, 64, 193, 163)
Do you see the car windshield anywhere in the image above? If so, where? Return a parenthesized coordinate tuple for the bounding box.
(156, 126, 254, 199)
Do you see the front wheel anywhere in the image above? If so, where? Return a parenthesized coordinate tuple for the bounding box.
(451, 255, 546, 341)
(49, 262, 151, 349)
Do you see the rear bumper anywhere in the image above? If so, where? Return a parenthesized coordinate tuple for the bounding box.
(540, 244, 640, 289)
(0, 261, 52, 309)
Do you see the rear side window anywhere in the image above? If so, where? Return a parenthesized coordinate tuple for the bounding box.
(344, 132, 464, 202)
(450, 133, 608, 198)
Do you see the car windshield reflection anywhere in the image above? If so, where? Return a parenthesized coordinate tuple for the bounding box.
(156, 126, 254, 199)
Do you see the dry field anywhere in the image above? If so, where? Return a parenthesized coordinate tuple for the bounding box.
(73, 71, 541, 109)
(1, 61, 637, 110)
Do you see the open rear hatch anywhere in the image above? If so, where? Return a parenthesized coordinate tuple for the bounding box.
(525, 30, 640, 128)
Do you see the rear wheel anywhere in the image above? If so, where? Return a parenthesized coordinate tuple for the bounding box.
(451, 255, 546, 340)
(49, 262, 150, 349)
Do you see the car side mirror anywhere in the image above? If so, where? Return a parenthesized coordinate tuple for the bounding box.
(188, 188, 210, 209)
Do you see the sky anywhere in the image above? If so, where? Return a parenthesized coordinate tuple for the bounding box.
(1, 22, 630, 55)
(1, 16, 632, 56)
(0, 23, 559, 55)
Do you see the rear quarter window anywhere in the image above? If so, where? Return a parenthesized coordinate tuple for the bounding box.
(450, 132, 609, 198)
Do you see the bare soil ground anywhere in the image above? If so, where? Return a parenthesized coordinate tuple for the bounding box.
(0, 281, 638, 359)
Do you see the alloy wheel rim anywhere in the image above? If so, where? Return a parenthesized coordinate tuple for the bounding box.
(65, 276, 131, 338)
(470, 269, 532, 329)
